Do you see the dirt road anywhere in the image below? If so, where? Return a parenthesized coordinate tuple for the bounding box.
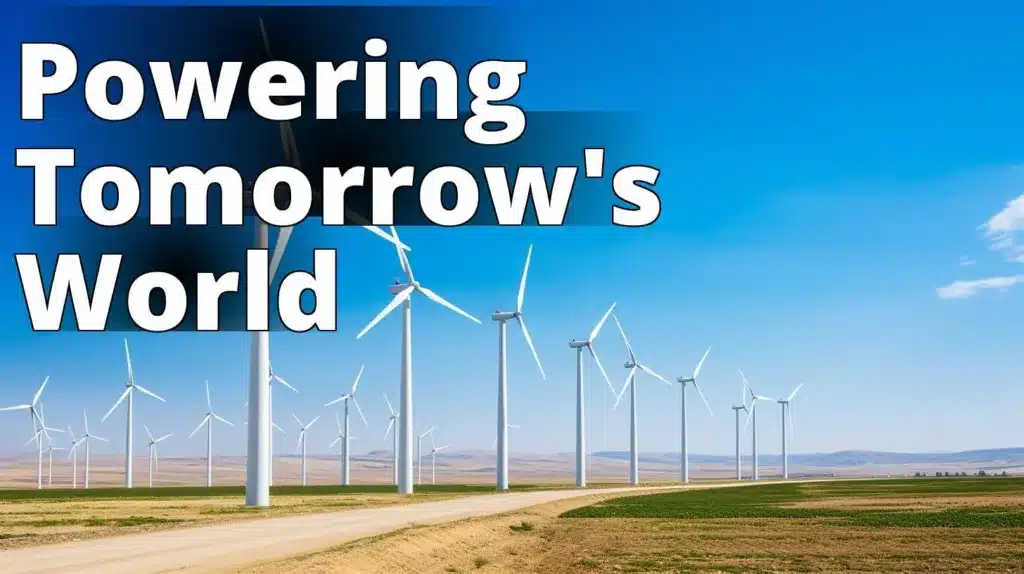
(1, 485, 683, 574)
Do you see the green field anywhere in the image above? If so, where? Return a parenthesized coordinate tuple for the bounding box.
(563, 477, 1024, 527)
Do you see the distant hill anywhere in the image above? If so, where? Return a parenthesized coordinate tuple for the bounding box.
(593, 447, 1024, 466)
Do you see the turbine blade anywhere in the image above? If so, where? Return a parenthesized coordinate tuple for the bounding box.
(335, 412, 342, 433)
(383, 393, 396, 416)
(516, 244, 532, 313)
(417, 285, 481, 324)
(351, 364, 365, 394)
(589, 302, 616, 342)
(291, 412, 302, 427)
(24, 431, 40, 447)
(144, 425, 154, 442)
(213, 414, 233, 427)
(691, 380, 713, 416)
(134, 385, 165, 402)
(693, 346, 711, 379)
(268, 226, 294, 282)
(362, 224, 411, 252)
(273, 374, 300, 394)
(92, 435, 109, 443)
(157, 433, 172, 443)
(272, 422, 284, 433)
(352, 397, 368, 428)
(787, 383, 804, 402)
(32, 376, 50, 406)
(611, 314, 634, 360)
(205, 381, 212, 412)
(295, 430, 304, 453)
(508, 424, 521, 429)
(101, 388, 131, 422)
(788, 403, 796, 441)
(516, 315, 546, 380)
(0, 404, 31, 412)
(329, 436, 340, 449)
(307, 415, 320, 429)
(586, 343, 615, 394)
(324, 394, 348, 408)
(356, 285, 415, 340)
(188, 415, 209, 437)
(123, 339, 134, 384)
(638, 363, 671, 385)
(390, 226, 416, 283)
(743, 402, 755, 432)
(384, 418, 395, 440)
(84, 409, 90, 434)
(612, 367, 636, 410)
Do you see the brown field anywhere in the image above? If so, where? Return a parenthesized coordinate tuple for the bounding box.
(242, 482, 1024, 573)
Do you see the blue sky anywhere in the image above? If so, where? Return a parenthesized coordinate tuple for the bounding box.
(1, 0, 1023, 458)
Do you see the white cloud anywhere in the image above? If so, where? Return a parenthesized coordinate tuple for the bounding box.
(936, 275, 1024, 299)
(959, 255, 975, 267)
(980, 193, 1024, 263)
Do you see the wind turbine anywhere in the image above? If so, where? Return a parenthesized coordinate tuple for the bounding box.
(731, 377, 748, 480)
(266, 361, 298, 487)
(741, 370, 774, 481)
(248, 17, 408, 508)
(1, 376, 57, 489)
(293, 413, 319, 487)
(490, 244, 546, 491)
(328, 413, 357, 485)
(356, 225, 480, 494)
(676, 347, 713, 483)
(79, 409, 107, 489)
(415, 426, 436, 485)
(612, 315, 670, 486)
(383, 393, 400, 486)
(188, 381, 234, 487)
(144, 425, 172, 488)
(102, 339, 165, 489)
(568, 303, 616, 488)
(778, 383, 804, 479)
(324, 365, 368, 486)
(41, 441, 65, 488)
(67, 425, 82, 489)
(428, 434, 449, 485)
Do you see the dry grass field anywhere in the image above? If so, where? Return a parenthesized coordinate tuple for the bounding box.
(247, 478, 1024, 573)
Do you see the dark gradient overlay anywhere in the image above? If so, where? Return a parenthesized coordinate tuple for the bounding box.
(17, 5, 652, 331)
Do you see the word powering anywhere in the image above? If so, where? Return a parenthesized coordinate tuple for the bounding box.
(15, 39, 663, 333)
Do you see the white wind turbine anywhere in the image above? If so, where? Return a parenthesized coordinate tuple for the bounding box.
(328, 413, 358, 485)
(356, 225, 480, 494)
(79, 409, 107, 489)
(740, 370, 774, 481)
(248, 17, 408, 507)
(293, 413, 320, 487)
(611, 315, 671, 486)
(416, 426, 436, 485)
(266, 361, 298, 488)
(102, 339, 165, 489)
(428, 434, 449, 485)
(676, 347, 713, 483)
(324, 365, 368, 486)
(37, 402, 66, 488)
(490, 244, 546, 491)
(778, 383, 804, 479)
(67, 425, 83, 489)
(144, 425, 172, 488)
(568, 303, 616, 488)
(1, 376, 58, 489)
(382, 393, 400, 486)
(731, 374, 749, 480)
(188, 381, 234, 487)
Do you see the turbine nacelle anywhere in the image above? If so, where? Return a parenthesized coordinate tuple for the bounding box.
(491, 310, 519, 321)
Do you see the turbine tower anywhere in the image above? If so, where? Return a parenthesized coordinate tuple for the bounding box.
(611, 315, 670, 486)
(67, 425, 82, 489)
(1, 377, 58, 489)
(740, 370, 774, 481)
(244, 400, 286, 484)
(383, 393, 400, 486)
(79, 409, 107, 489)
(102, 339, 165, 489)
(188, 381, 234, 487)
(293, 413, 319, 487)
(144, 425, 172, 488)
(328, 414, 357, 485)
(416, 426, 436, 486)
(567, 303, 616, 488)
(356, 226, 480, 494)
(324, 365, 368, 486)
(41, 439, 65, 488)
(249, 18, 407, 507)
(266, 362, 298, 487)
(731, 377, 748, 480)
(675, 347, 713, 483)
(429, 434, 449, 485)
(778, 383, 804, 479)
(490, 244, 546, 492)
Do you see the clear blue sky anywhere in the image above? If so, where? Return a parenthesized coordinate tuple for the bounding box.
(1, 0, 1022, 458)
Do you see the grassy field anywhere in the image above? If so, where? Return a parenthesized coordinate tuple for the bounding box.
(550, 478, 1024, 571)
